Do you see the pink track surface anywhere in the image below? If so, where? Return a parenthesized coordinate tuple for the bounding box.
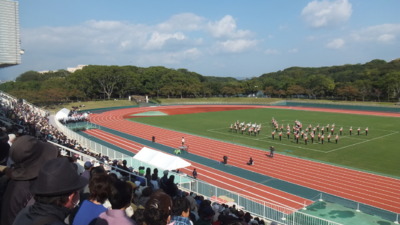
(88, 105, 400, 213)
(84, 128, 310, 212)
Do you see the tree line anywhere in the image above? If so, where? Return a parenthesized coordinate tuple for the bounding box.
(1, 59, 400, 105)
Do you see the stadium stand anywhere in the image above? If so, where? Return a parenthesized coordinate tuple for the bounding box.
(0, 92, 278, 225)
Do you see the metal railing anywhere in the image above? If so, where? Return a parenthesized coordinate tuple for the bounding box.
(53, 119, 342, 225)
(0, 92, 344, 225)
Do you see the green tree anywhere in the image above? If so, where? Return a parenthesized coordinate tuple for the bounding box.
(305, 75, 335, 98)
(384, 72, 400, 101)
(286, 85, 306, 98)
(354, 80, 372, 101)
(15, 71, 42, 82)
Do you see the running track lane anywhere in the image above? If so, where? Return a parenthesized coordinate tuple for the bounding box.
(89, 105, 400, 213)
(84, 129, 312, 211)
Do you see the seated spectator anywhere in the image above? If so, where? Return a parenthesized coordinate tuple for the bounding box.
(137, 186, 153, 208)
(152, 168, 159, 181)
(132, 208, 145, 225)
(72, 173, 111, 225)
(160, 170, 169, 191)
(118, 160, 130, 178)
(164, 175, 179, 198)
(81, 161, 93, 180)
(171, 196, 192, 225)
(6, 133, 16, 166)
(13, 157, 88, 225)
(195, 203, 215, 225)
(185, 192, 198, 212)
(145, 167, 152, 184)
(71, 155, 85, 175)
(150, 173, 160, 191)
(91, 180, 135, 225)
(81, 166, 107, 201)
(144, 190, 173, 225)
(0, 131, 10, 166)
(125, 181, 139, 217)
(1, 135, 59, 225)
(243, 212, 252, 224)
(136, 174, 147, 187)
(211, 203, 224, 223)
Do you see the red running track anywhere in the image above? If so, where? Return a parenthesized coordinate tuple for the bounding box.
(84, 128, 312, 211)
(89, 105, 400, 214)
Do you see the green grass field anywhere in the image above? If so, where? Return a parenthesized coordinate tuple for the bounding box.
(129, 108, 400, 177)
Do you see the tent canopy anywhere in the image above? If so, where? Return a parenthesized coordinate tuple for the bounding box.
(55, 108, 70, 121)
(133, 147, 191, 170)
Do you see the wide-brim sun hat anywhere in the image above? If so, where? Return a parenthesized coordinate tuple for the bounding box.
(11, 135, 59, 180)
(31, 157, 88, 196)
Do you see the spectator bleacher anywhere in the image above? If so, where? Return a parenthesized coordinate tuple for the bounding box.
(0, 91, 290, 225)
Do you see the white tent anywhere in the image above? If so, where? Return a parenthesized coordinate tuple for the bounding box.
(133, 147, 191, 170)
(55, 108, 70, 121)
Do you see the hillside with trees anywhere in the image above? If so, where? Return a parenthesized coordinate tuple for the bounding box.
(1, 59, 400, 105)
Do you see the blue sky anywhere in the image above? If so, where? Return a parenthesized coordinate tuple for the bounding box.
(1, 0, 400, 81)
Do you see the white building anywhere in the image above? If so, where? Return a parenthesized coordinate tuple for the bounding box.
(67, 65, 87, 73)
(0, 0, 22, 68)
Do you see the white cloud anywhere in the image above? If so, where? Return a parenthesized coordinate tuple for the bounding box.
(215, 39, 257, 53)
(18, 12, 261, 77)
(264, 49, 280, 55)
(301, 0, 352, 28)
(377, 34, 395, 43)
(207, 15, 252, 39)
(136, 48, 202, 65)
(288, 48, 299, 53)
(351, 24, 400, 44)
(144, 32, 186, 50)
(157, 13, 205, 31)
(326, 38, 345, 49)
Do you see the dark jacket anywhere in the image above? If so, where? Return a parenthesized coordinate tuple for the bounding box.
(1, 179, 34, 225)
(12, 202, 70, 225)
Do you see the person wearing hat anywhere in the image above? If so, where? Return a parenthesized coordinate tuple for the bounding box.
(13, 157, 88, 225)
(1, 135, 59, 225)
(81, 161, 93, 180)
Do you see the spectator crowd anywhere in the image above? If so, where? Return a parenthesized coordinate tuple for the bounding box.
(0, 93, 272, 225)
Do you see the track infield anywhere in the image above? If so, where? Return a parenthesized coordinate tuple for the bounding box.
(88, 104, 400, 215)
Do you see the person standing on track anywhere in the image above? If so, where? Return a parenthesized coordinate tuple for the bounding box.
(247, 157, 254, 165)
(269, 146, 275, 158)
(223, 155, 228, 164)
(192, 168, 197, 179)
(181, 137, 185, 146)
